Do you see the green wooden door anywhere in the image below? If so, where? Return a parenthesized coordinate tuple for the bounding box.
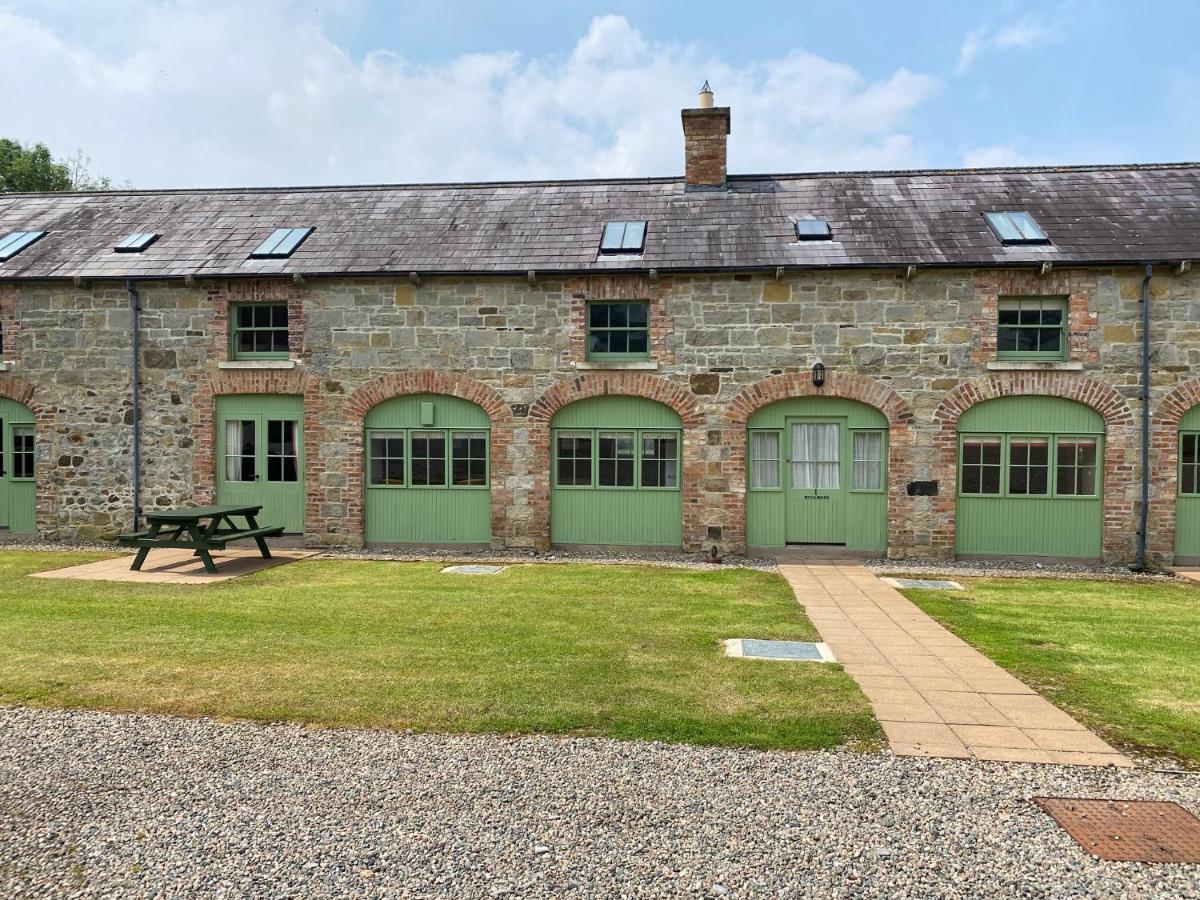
(551, 396, 682, 547)
(956, 396, 1102, 558)
(0, 399, 36, 534)
(1175, 406, 1200, 558)
(746, 398, 887, 551)
(215, 395, 305, 533)
(364, 394, 491, 544)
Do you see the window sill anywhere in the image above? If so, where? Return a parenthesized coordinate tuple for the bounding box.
(218, 359, 298, 370)
(986, 360, 1082, 372)
(572, 360, 659, 371)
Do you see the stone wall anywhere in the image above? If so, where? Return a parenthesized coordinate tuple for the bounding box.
(2, 265, 1198, 562)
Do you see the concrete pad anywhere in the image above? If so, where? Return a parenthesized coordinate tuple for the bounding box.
(1025, 728, 1115, 753)
(950, 724, 1039, 750)
(29, 548, 323, 584)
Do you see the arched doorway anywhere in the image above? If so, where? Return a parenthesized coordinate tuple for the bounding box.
(0, 398, 35, 534)
(956, 396, 1103, 558)
(550, 396, 682, 547)
(364, 393, 491, 544)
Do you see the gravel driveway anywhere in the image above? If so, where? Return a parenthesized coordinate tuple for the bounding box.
(1, 707, 1197, 898)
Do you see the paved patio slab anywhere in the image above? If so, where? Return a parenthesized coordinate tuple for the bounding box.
(774, 558, 1133, 767)
(29, 548, 323, 584)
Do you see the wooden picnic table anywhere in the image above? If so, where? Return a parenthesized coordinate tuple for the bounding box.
(117, 504, 284, 574)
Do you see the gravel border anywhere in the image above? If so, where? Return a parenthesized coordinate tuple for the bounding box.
(866, 557, 1182, 582)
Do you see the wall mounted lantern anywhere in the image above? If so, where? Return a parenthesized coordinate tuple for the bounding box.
(811, 360, 827, 388)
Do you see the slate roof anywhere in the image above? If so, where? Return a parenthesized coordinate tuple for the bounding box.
(0, 163, 1197, 280)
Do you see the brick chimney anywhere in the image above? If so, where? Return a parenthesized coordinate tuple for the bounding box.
(681, 81, 731, 190)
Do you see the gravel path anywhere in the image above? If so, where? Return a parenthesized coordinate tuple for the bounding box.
(1, 707, 1197, 898)
(866, 557, 1181, 583)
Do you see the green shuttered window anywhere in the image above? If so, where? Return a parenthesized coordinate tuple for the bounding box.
(367, 429, 489, 489)
(587, 302, 650, 360)
(554, 428, 679, 491)
(231, 303, 289, 359)
(997, 296, 1067, 360)
(959, 434, 1099, 498)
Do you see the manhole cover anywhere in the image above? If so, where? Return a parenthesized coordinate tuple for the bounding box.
(881, 577, 964, 590)
(723, 639, 835, 662)
(1034, 798, 1200, 863)
(441, 565, 506, 575)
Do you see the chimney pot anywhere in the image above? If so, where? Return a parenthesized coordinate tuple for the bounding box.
(698, 80, 714, 109)
(681, 83, 730, 190)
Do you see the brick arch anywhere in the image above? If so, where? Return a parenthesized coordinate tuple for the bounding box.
(341, 371, 514, 548)
(931, 372, 1137, 561)
(722, 372, 915, 556)
(191, 368, 323, 535)
(0, 376, 56, 536)
(529, 373, 704, 551)
(1147, 379, 1200, 559)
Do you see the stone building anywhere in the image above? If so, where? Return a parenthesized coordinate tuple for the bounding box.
(0, 90, 1198, 565)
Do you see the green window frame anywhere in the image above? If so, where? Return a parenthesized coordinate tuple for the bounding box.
(997, 296, 1067, 361)
(366, 428, 489, 490)
(1180, 433, 1200, 496)
(850, 429, 886, 493)
(587, 301, 650, 360)
(958, 434, 1100, 498)
(231, 303, 290, 360)
(553, 428, 680, 491)
(748, 430, 782, 491)
(10, 424, 33, 481)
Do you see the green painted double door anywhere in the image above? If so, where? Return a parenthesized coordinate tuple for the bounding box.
(0, 399, 36, 534)
(215, 395, 305, 533)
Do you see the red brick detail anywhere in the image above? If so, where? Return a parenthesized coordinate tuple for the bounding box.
(0, 375, 55, 534)
(205, 280, 309, 365)
(341, 371, 515, 547)
(723, 372, 916, 555)
(0, 285, 22, 368)
(970, 270, 1099, 365)
(932, 373, 1136, 560)
(191, 368, 322, 534)
(681, 107, 730, 188)
(1148, 379, 1200, 559)
(562, 276, 675, 366)
(529, 373, 704, 550)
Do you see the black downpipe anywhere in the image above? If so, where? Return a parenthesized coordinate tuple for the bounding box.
(125, 279, 142, 533)
(1133, 263, 1153, 572)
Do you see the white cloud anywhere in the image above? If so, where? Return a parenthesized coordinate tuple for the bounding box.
(0, 4, 940, 188)
(961, 145, 1028, 168)
(956, 14, 1059, 74)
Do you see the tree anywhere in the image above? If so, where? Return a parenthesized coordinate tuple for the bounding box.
(0, 140, 124, 192)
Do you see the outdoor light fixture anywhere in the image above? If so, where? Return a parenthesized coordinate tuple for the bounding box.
(811, 360, 826, 388)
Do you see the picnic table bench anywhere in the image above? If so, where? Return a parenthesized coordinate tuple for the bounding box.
(117, 504, 284, 574)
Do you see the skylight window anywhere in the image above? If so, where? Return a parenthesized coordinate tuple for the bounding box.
(985, 211, 1049, 245)
(599, 221, 647, 254)
(114, 232, 159, 253)
(794, 219, 832, 241)
(0, 231, 46, 262)
(250, 227, 313, 259)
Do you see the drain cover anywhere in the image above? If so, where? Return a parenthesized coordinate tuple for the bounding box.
(723, 639, 835, 662)
(1034, 798, 1200, 863)
(881, 577, 964, 590)
(441, 565, 506, 575)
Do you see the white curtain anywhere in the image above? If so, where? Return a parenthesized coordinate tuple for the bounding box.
(750, 432, 780, 488)
(852, 431, 884, 491)
(792, 423, 839, 489)
(225, 420, 243, 481)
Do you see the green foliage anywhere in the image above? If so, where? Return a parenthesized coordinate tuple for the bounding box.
(0, 553, 878, 751)
(0, 140, 122, 192)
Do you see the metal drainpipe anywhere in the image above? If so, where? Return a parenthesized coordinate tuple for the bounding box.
(1133, 263, 1153, 572)
(124, 279, 142, 532)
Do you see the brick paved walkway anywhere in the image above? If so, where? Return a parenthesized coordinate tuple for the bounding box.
(775, 555, 1133, 767)
(29, 548, 321, 585)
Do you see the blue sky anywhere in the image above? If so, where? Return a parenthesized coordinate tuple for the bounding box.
(2, 0, 1197, 188)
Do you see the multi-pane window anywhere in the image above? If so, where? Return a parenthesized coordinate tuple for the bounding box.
(997, 296, 1067, 359)
(640, 433, 679, 488)
(369, 432, 406, 486)
(266, 420, 299, 483)
(587, 302, 650, 359)
(553, 429, 680, 490)
(231, 303, 289, 359)
(852, 431, 885, 491)
(1182, 434, 1200, 496)
(11, 425, 33, 479)
(791, 422, 840, 490)
(1056, 439, 1098, 496)
(749, 431, 781, 489)
(367, 429, 488, 488)
(224, 419, 256, 482)
(1008, 438, 1050, 495)
(960, 437, 1002, 495)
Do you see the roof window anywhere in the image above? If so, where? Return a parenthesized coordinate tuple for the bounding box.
(250, 227, 313, 259)
(0, 231, 46, 261)
(114, 233, 159, 253)
(985, 211, 1049, 245)
(599, 221, 647, 254)
(794, 219, 832, 241)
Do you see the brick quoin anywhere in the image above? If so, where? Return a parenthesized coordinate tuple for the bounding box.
(722, 371, 916, 557)
(932, 373, 1136, 562)
(529, 373, 704, 550)
(1148, 378, 1200, 558)
(970, 270, 1100, 366)
(0, 375, 55, 535)
(563, 276, 675, 366)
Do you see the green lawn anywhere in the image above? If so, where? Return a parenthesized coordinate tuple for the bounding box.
(0, 551, 877, 751)
(902, 577, 1200, 764)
